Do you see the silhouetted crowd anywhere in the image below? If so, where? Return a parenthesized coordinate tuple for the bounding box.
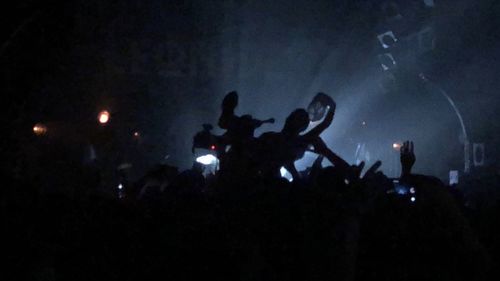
(3, 92, 499, 281)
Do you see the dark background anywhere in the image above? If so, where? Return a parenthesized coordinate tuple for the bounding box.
(2, 0, 499, 181)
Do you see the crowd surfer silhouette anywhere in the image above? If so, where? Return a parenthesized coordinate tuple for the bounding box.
(2, 91, 497, 281)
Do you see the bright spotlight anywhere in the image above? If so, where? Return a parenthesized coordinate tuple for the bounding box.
(133, 131, 140, 138)
(393, 142, 402, 150)
(410, 196, 416, 203)
(196, 154, 218, 165)
(118, 183, 123, 190)
(98, 110, 110, 124)
(33, 123, 47, 136)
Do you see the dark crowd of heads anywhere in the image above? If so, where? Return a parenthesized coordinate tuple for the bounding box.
(3, 91, 500, 281)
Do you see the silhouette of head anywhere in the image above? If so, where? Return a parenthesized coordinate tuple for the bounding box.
(222, 91, 238, 110)
(283, 109, 310, 135)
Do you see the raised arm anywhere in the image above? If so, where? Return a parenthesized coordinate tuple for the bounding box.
(251, 117, 275, 129)
(303, 93, 336, 139)
(400, 141, 416, 177)
(311, 137, 350, 171)
(303, 108, 334, 139)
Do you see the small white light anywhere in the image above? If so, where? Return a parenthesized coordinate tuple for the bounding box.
(280, 167, 287, 177)
(410, 196, 416, 202)
(118, 184, 123, 190)
(279, 167, 293, 182)
(196, 154, 217, 165)
(393, 142, 402, 150)
(98, 110, 110, 124)
(410, 187, 415, 194)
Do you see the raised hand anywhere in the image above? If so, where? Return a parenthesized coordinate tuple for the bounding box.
(361, 160, 393, 195)
(351, 161, 365, 179)
(400, 141, 416, 177)
(219, 91, 239, 129)
(362, 161, 382, 180)
(222, 91, 238, 110)
(311, 137, 350, 172)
